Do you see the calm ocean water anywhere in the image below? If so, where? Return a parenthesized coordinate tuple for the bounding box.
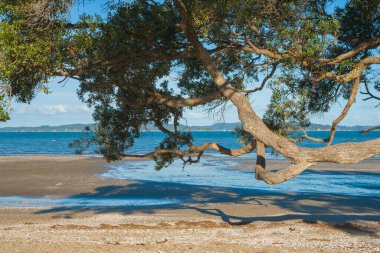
(0, 131, 379, 158)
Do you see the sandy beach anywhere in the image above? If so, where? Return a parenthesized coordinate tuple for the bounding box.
(0, 156, 379, 252)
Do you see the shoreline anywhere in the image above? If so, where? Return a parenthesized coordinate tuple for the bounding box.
(0, 155, 378, 252)
(0, 155, 379, 196)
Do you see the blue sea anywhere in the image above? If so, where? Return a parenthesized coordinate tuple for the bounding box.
(0, 131, 379, 207)
(0, 130, 379, 157)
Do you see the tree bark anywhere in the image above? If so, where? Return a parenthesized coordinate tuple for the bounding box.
(255, 141, 314, 184)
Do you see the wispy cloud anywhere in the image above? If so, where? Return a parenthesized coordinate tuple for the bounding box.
(187, 111, 208, 119)
(15, 104, 92, 115)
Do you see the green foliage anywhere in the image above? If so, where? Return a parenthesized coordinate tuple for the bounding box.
(233, 127, 254, 146)
(68, 126, 94, 154)
(153, 131, 192, 170)
(0, 97, 10, 122)
(263, 86, 311, 136)
(0, 1, 70, 102)
(336, 0, 380, 40)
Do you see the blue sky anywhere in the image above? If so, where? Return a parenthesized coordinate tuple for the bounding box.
(3, 78, 379, 127)
(2, 0, 379, 127)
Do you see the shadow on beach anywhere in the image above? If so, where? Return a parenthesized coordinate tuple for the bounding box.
(33, 178, 380, 237)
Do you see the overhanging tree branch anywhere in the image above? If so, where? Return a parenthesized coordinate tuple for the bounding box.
(3, 0, 379, 185)
(361, 126, 380, 134)
(174, 0, 380, 184)
(320, 38, 380, 65)
(122, 141, 256, 159)
(313, 56, 380, 83)
(240, 33, 380, 69)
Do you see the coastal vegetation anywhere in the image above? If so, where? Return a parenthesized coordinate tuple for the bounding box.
(0, 0, 379, 184)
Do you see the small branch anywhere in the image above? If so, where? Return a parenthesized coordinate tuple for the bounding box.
(57, 76, 68, 84)
(360, 126, 380, 134)
(121, 140, 256, 159)
(152, 117, 256, 158)
(295, 129, 328, 143)
(153, 118, 191, 146)
(360, 79, 380, 102)
(181, 151, 204, 166)
(173, 112, 180, 134)
(236, 62, 278, 94)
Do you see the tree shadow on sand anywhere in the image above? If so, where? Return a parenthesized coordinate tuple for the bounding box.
(33, 178, 380, 236)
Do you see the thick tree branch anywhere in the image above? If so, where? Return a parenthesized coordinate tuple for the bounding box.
(327, 77, 360, 144)
(320, 38, 380, 65)
(254, 141, 314, 184)
(313, 56, 380, 83)
(302, 138, 380, 164)
(147, 90, 222, 108)
(174, 0, 302, 160)
(241, 35, 380, 70)
(174, 0, 380, 184)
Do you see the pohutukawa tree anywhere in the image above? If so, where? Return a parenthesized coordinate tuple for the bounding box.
(0, 0, 379, 184)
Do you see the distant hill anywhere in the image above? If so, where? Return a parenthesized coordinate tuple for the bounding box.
(0, 124, 96, 132)
(306, 123, 377, 131)
(143, 122, 377, 132)
(0, 122, 377, 132)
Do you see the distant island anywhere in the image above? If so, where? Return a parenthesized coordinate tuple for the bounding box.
(0, 123, 378, 132)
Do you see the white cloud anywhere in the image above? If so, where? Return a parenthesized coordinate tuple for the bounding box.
(15, 104, 93, 115)
(80, 105, 92, 113)
(187, 111, 208, 119)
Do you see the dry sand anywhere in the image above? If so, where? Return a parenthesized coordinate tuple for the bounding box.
(0, 156, 379, 252)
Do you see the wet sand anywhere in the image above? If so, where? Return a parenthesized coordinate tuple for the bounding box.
(0, 156, 379, 252)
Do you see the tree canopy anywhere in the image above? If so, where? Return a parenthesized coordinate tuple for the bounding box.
(0, 0, 379, 184)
